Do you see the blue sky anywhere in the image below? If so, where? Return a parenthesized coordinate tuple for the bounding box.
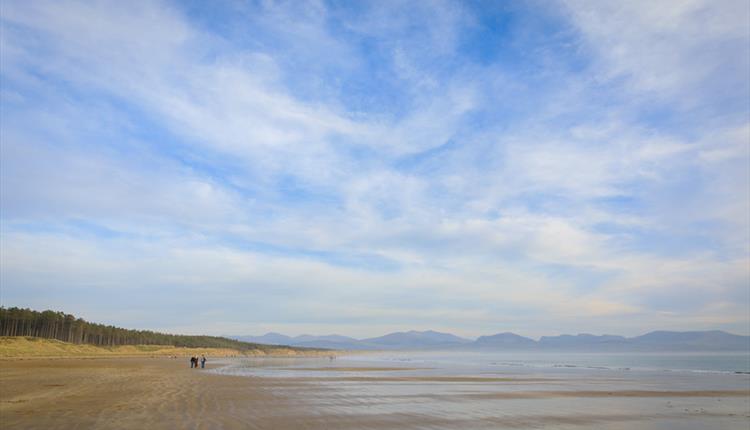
(1, 0, 748, 338)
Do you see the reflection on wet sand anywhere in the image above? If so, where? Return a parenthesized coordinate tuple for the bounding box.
(272, 366, 430, 372)
(216, 354, 750, 430)
(2, 355, 749, 430)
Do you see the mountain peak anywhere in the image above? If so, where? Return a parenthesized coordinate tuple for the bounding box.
(475, 332, 536, 347)
(230, 329, 748, 351)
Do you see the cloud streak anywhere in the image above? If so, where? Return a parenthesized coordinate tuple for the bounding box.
(1, 0, 747, 337)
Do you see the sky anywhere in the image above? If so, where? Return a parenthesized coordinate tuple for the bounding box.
(0, 0, 748, 339)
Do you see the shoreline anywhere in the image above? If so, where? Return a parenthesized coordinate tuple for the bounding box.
(2, 357, 749, 429)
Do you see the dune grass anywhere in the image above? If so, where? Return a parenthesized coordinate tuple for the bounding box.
(0, 336, 318, 358)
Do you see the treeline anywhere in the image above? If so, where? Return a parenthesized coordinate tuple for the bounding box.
(0, 307, 292, 351)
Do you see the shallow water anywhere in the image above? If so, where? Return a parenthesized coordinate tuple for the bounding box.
(210, 352, 750, 429)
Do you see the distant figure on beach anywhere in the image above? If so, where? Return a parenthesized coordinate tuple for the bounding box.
(190, 356, 196, 368)
(200, 355, 206, 369)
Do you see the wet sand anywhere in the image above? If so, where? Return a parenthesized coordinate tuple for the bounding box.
(1, 358, 749, 429)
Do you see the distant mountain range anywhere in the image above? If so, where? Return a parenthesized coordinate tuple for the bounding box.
(232, 330, 473, 350)
(230, 329, 749, 351)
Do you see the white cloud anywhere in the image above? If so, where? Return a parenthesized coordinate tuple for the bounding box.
(1, 0, 747, 337)
(563, 0, 750, 103)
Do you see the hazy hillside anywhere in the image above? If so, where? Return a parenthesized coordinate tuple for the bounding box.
(629, 331, 750, 351)
(538, 334, 627, 348)
(234, 333, 365, 350)
(292, 339, 373, 350)
(474, 332, 536, 348)
(234, 333, 294, 345)
(232, 329, 749, 352)
(361, 330, 472, 349)
(231, 330, 472, 350)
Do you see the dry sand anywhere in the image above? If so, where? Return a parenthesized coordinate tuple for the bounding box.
(1, 358, 748, 429)
(0, 358, 303, 429)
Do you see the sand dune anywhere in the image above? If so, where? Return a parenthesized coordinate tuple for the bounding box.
(0, 336, 321, 359)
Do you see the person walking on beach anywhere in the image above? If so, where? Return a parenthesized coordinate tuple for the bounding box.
(190, 356, 196, 368)
(200, 355, 206, 369)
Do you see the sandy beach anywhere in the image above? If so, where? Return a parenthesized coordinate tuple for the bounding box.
(3, 0, 749, 428)
(1, 358, 285, 429)
(2, 356, 749, 430)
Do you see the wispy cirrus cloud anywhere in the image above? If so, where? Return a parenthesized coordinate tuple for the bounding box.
(1, 0, 747, 338)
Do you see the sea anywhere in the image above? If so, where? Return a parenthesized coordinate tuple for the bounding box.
(210, 351, 750, 429)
